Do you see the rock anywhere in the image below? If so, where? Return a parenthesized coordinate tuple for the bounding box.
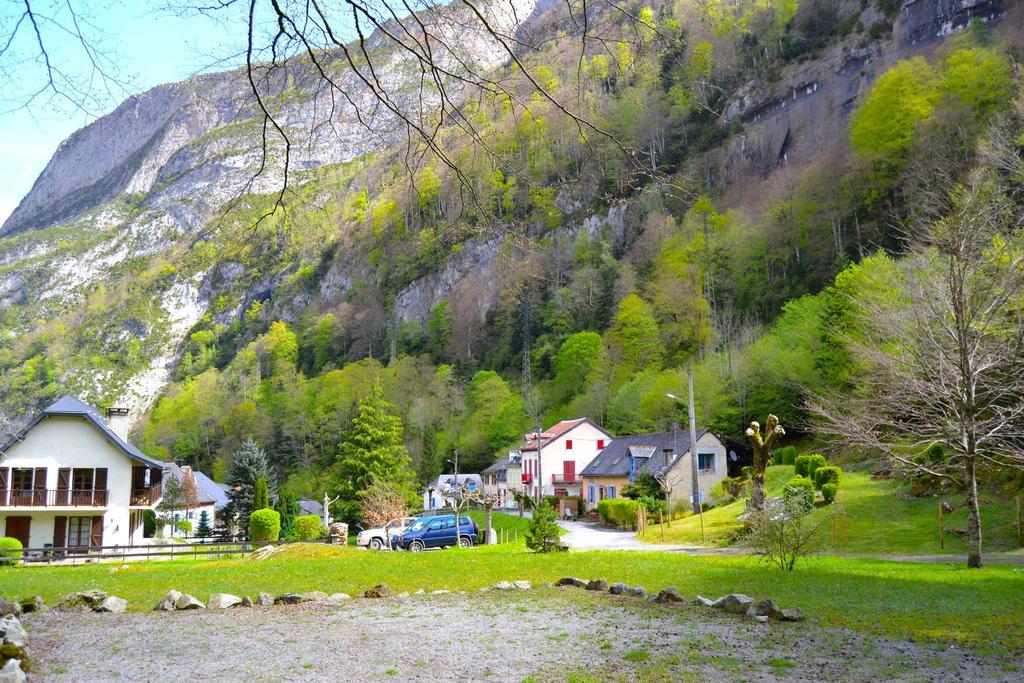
(302, 591, 327, 602)
(556, 577, 587, 588)
(654, 588, 685, 604)
(711, 593, 755, 614)
(0, 601, 19, 618)
(747, 598, 784, 619)
(626, 586, 647, 598)
(396, 592, 410, 600)
(208, 593, 242, 609)
(430, 590, 450, 595)
(18, 597, 46, 614)
(780, 608, 805, 622)
(0, 658, 26, 683)
(364, 584, 391, 599)
(154, 590, 182, 612)
(94, 596, 128, 614)
(492, 581, 514, 591)
(326, 593, 351, 603)
(694, 595, 715, 607)
(57, 590, 107, 610)
(585, 579, 609, 592)
(256, 592, 274, 607)
(0, 616, 27, 647)
(512, 581, 531, 591)
(477, 587, 491, 593)
(608, 582, 628, 595)
(273, 593, 304, 605)
(754, 615, 770, 623)
(240, 596, 254, 607)
(539, 582, 553, 589)
(175, 594, 205, 610)
(413, 589, 425, 596)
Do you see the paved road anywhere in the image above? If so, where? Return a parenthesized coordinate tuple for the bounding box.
(556, 519, 688, 551)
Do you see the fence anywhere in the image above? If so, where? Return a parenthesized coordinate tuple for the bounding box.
(4, 538, 334, 566)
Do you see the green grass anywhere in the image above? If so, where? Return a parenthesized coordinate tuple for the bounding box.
(2, 543, 1022, 654)
(466, 510, 533, 544)
(645, 465, 1023, 554)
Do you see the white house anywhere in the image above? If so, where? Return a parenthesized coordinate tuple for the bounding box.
(422, 474, 484, 511)
(515, 418, 613, 500)
(0, 396, 165, 551)
(158, 462, 219, 538)
(481, 453, 521, 510)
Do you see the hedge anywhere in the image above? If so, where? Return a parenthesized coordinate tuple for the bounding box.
(821, 483, 839, 505)
(597, 498, 642, 530)
(813, 465, 842, 490)
(775, 445, 797, 466)
(783, 476, 815, 512)
(0, 537, 22, 566)
(294, 514, 325, 541)
(249, 508, 281, 542)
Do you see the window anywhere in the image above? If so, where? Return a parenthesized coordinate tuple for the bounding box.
(444, 519, 456, 529)
(427, 520, 444, 531)
(565, 439, 573, 450)
(698, 452, 715, 472)
(11, 468, 33, 491)
(67, 516, 91, 547)
(588, 484, 595, 503)
(609, 485, 617, 499)
(597, 439, 605, 450)
(72, 468, 94, 491)
(467, 481, 477, 491)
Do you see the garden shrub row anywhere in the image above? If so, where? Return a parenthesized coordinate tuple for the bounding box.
(294, 515, 325, 540)
(250, 509, 282, 541)
(795, 453, 827, 480)
(597, 498, 642, 530)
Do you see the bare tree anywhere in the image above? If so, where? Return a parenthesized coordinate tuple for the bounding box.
(809, 159, 1024, 568)
(745, 414, 785, 511)
(360, 476, 411, 528)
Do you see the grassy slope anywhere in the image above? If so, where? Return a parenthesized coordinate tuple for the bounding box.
(645, 466, 1023, 554)
(2, 545, 1022, 655)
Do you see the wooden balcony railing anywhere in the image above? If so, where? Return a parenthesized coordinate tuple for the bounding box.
(1, 488, 109, 507)
(130, 484, 162, 506)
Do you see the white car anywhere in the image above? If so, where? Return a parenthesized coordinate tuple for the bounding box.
(356, 517, 415, 550)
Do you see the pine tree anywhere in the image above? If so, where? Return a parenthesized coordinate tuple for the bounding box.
(334, 380, 417, 523)
(196, 510, 213, 538)
(253, 477, 270, 510)
(223, 439, 275, 536)
(525, 502, 561, 553)
(275, 488, 300, 539)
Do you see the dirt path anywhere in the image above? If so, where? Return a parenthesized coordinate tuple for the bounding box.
(23, 590, 1020, 682)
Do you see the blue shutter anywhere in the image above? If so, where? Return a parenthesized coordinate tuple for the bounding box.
(587, 484, 595, 504)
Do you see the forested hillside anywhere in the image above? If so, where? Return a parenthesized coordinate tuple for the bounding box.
(1, 0, 1021, 502)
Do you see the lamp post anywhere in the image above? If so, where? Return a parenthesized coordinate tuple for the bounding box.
(667, 369, 701, 515)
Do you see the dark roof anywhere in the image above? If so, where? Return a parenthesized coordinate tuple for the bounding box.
(482, 455, 511, 475)
(519, 417, 612, 452)
(193, 470, 230, 509)
(0, 396, 164, 469)
(298, 499, 324, 516)
(163, 463, 218, 507)
(580, 429, 711, 478)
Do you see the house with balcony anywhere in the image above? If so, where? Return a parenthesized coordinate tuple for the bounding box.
(515, 418, 613, 501)
(579, 429, 728, 512)
(0, 396, 165, 552)
(422, 473, 484, 511)
(481, 452, 521, 510)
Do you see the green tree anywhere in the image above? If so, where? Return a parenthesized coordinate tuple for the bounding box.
(275, 488, 300, 540)
(334, 380, 417, 523)
(426, 300, 453, 362)
(525, 502, 561, 553)
(253, 476, 270, 510)
(850, 57, 939, 158)
(196, 510, 213, 538)
(939, 46, 1013, 119)
(605, 294, 664, 383)
(223, 439, 275, 536)
(553, 331, 605, 401)
(157, 474, 182, 537)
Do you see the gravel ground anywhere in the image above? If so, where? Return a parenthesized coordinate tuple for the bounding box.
(22, 589, 1021, 682)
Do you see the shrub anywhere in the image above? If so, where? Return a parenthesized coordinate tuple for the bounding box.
(821, 483, 839, 505)
(746, 496, 827, 571)
(143, 509, 157, 537)
(597, 498, 642, 529)
(176, 519, 193, 536)
(543, 495, 561, 509)
(252, 477, 270, 510)
(249, 508, 281, 541)
(638, 495, 667, 516)
(294, 514, 325, 540)
(783, 476, 815, 512)
(0, 537, 22, 566)
(794, 454, 812, 477)
(779, 446, 797, 465)
(525, 502, 561, 552)
(805, 454, 827, 482)
(813, 465, 842, 490)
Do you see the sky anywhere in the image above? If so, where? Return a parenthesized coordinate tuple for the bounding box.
(0, 2, 244, 225)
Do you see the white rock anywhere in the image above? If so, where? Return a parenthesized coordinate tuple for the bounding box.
(0, 658, 26, 683)
(175, 594, 205, 610)
(430, 590, 450, 595)
(512, 581, 531, 590)
(326, 593, 352, 603)
(207, 593, 242, 609)
(492, 581, 514, 591)
(94, 596, 128, 614)
(155, 590, 182, 612)
(0, 615, 26, 647)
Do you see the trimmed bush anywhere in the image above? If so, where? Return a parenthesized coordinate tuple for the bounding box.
(813, 465, 842, 490)
(294, 514, 325, 540)
(805, 454, 827, 482)
(821, 483, 839, 505)
(543, 495, 561, 509)
(597, 498, 642, 530)
(783, 476, 815, 512)
(794, 454, 812, 477)
(775, 445, 797, 465)
(0, 537, 22, 566)
(249, 508, 281, 542)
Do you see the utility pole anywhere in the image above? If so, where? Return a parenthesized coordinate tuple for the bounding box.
(687, 371, 701, 514)
(521, 298, 543, 504)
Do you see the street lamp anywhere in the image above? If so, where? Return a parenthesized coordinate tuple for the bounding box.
(667, 369, 702, 514)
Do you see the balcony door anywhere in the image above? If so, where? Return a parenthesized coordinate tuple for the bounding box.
(4, 516, 29, 547)
(563, 460, 575, 483)
(71, 469, 94, 506)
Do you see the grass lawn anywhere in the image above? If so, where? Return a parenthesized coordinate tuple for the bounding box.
(644, 465, 1024, 554)
(2, 541, 1023, 656)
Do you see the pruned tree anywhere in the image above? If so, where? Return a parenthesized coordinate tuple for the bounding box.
(360, 476, 411, 529)
(180, 467, 200, 510)
(809, 146, 1024, 568)
(745, 414, 785, 511)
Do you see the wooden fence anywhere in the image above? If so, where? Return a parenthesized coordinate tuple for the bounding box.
(4, 538, 334, 565)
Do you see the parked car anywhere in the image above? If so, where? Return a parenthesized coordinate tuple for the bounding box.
(356, 516, 414, 550)
(395, 515, 479, 551)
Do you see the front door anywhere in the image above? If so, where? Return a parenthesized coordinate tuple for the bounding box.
(4, 516, 30, 547)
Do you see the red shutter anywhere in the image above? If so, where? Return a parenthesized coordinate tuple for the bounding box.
(90, 516, 104, 549)
(94, 468, 108, 506)
(0, 468, 7, 506)
(564, 461, 575, 480)
(565, 439, 573, 450)
(57, 468, 71, 505)
(53, 516, 67, 550)
(33, 467, 47, 505)
(597, 439, 605, 450)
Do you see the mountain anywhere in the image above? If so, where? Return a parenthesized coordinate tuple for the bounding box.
(0, 0, 1016, 451)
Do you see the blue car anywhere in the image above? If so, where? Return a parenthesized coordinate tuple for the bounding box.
(396, 515, 479, 551)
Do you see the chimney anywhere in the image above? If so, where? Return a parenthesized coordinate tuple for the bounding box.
(106, 406, 130, 442)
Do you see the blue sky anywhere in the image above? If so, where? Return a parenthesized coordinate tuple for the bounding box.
(0, 3, 244, 224)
